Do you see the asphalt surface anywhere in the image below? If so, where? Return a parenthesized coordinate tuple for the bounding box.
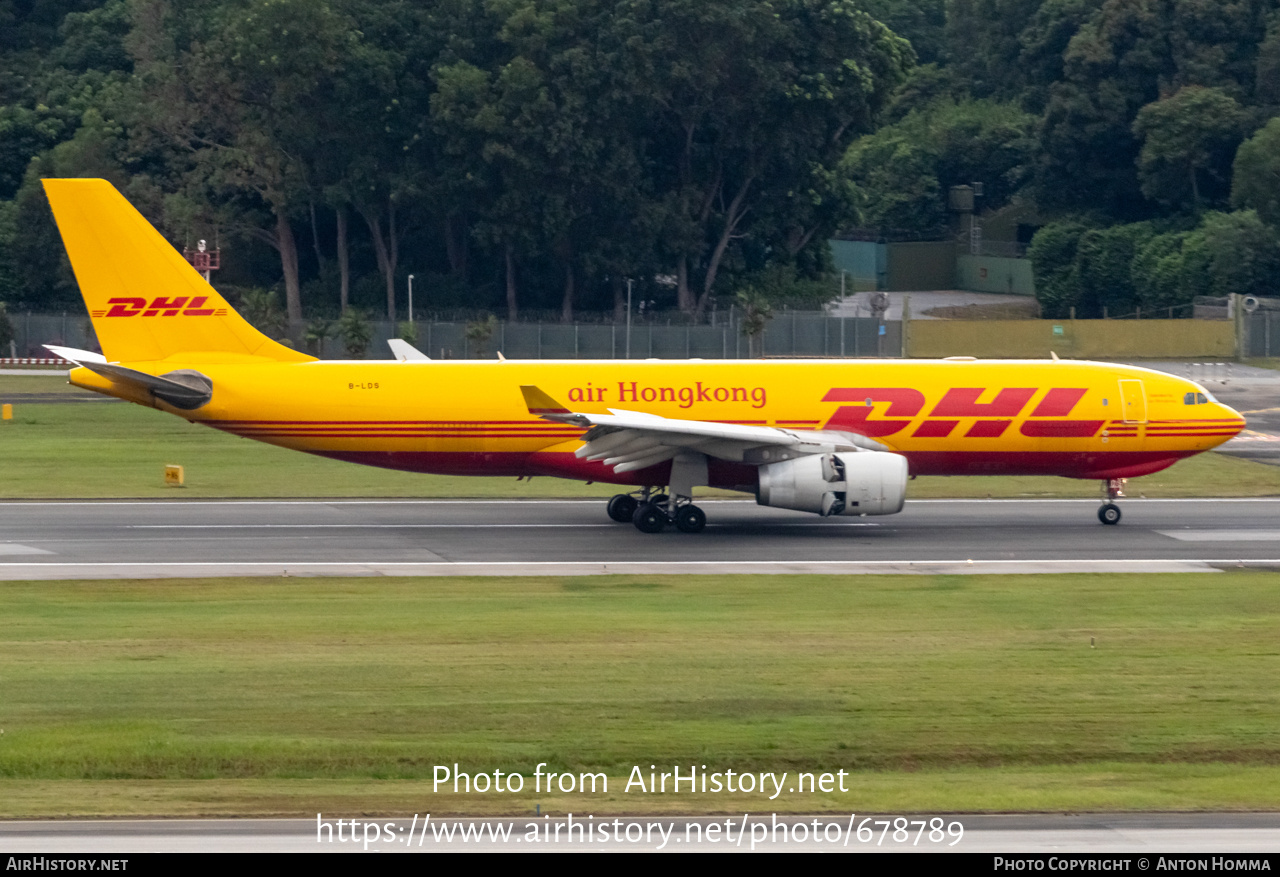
(2, 814, 1279, 853)
(1, 497, 1279, 579)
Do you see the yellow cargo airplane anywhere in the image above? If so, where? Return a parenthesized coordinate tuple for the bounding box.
(42, 178, 1245, 531)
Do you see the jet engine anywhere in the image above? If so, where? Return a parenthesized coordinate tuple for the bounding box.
(756, 452, 907, 517)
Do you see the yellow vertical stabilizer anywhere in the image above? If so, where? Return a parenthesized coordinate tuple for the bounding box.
(42, 178, 313, 364)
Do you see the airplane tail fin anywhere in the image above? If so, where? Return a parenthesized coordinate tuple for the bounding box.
(42, 178, 313, 364)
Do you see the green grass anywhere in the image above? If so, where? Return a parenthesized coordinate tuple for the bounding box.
(1, 573, 1279, 816)
(2, 381, 1278, 498)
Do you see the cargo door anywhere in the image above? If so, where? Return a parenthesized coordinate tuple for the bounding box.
(1119, 379, 1147, 424)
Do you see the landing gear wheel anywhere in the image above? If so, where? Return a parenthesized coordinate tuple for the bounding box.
(1098, 503, 1121, 525)
(649, 493, 669, 507)
(607, 494, 638, 523)
(673, 505, 706, 534)
(632, 503, 668, 533)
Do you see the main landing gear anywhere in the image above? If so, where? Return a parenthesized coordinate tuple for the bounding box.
(1098, 478, 1126, 525)
(607, 489, 707, 534)
(607, 453, 711, 534)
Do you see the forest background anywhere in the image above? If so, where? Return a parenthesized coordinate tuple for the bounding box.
(3, 0, 1280, 334)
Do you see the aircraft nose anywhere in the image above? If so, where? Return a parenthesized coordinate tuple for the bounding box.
(1213, 400, 1247, 437)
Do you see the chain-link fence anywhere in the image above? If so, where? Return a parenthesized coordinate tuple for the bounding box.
(1243, 309, 1280, 358)
(8, 310, 904, 360)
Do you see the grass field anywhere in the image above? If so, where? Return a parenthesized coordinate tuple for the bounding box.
(2, 573, 1279, 817)
(3, 375, 1278, 499)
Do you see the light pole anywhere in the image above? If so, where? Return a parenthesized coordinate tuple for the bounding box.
(625, 278, 633, 360)
(407, 274, 414, 325)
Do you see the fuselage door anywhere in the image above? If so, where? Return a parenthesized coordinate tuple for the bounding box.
(1119, 379, 1147, 424)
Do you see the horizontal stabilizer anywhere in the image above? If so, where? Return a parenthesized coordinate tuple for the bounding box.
(520, 386, 588, 424)
(387, 339, 430, 361)
(46, 345, 212, 410)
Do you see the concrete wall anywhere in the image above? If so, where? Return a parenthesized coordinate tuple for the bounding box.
(908, 319, 1237, 360)
(829, 240, 885, 291)
(956, 254, 1036, 296)
(886, 241, 956, 291)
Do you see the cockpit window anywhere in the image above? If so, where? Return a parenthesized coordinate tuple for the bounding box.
(1183, 392, 1209, 405)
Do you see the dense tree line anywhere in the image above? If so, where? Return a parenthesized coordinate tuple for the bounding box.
(0, 0, 909, 324)
(3, 0, 1280, 325)
(846, 0, 1280, 319)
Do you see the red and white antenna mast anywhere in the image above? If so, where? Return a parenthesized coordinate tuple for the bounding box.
(183, 238, 221, 282)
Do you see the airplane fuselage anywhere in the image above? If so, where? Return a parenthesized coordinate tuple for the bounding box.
(69, 356, 1245, 490)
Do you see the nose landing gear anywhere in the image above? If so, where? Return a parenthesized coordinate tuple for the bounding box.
(1098, 478, 1126, 525)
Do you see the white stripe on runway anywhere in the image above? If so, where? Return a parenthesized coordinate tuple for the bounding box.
(1158, 530, 1280, 541)
(0, 543, 52, 555)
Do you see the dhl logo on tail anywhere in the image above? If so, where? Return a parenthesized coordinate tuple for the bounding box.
(94, 297, 228, 318)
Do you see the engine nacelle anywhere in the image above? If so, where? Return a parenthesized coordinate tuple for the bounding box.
(756, 452, 908, 517)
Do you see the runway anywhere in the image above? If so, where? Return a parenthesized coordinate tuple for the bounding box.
(1, 497, 1278, 579)
(3, 814, 1279, 853)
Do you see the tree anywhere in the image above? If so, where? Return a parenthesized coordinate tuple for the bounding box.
(840, 98, 1037, 236)
(1015, 0, 1107, 113)
(130, 0, 372, 323)
(1035, 0, 1273, 216)
(611, 0, 912, 318)
(861, 0, 946, 66)
(1133, 87, 1246, 211)
(1232, 117, 1280, 226)
(944, 0, 1045, 101)
(431, 0, 650, 323)
(736, 287, 773, 358)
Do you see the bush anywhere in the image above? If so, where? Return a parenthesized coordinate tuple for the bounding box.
(0, 302, 14, 354)
(230, 287, 287, 338)
(1195, 210, 1280, 300)
(337, 308, 373, 359)
(464, 314, 498, 358)
(1029, 220, 1091, 318)
(1131, 231, 1191, 312)
(303, 317, 336, 357)
(1074, 222, 1156, 318)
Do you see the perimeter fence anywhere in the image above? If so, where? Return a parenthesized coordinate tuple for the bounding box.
(11, 306, 1271, 360)
(5, 310, 903, 361)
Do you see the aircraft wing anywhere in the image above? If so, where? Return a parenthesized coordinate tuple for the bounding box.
(520, 385, 885, 474)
